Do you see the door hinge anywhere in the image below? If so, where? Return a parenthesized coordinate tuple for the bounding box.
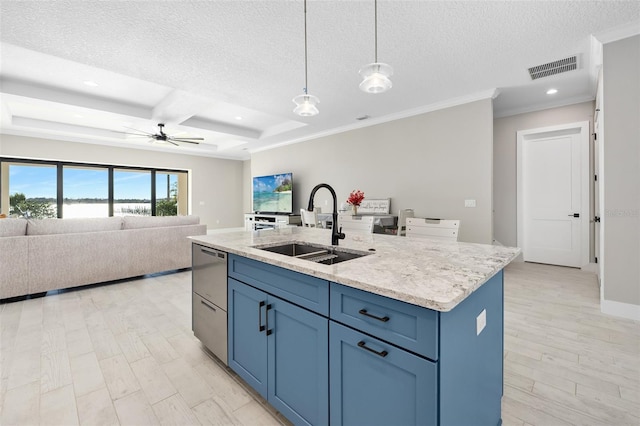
(595, 256, 598, 264)
(594, 174, 598, 182)
(594, 216, 601, 223)
(593, 132, 597, 140)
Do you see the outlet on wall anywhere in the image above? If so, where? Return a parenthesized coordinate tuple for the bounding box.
(464, 199, 476, 208)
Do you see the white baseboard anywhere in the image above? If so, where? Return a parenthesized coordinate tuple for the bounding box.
(581, 263, 599, 274)
(601, 299, 640, 321)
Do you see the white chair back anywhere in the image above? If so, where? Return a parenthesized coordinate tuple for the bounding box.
(396, 209, 415, 237)
(338, 215, 374, 234)
(300, 208, 319, 228)
(406, 218, 460, 241)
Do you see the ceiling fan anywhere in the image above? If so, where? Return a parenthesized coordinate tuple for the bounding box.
(120, 123, 204, 146)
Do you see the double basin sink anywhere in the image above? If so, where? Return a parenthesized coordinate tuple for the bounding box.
(255, 242, 371, 265)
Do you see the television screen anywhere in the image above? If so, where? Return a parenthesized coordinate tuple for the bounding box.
(252, 173, 293, 214)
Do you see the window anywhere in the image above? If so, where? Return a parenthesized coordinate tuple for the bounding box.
(0, 158, 188, 219)
(63, 166, 109, 218)
(6, 162, 57, 219)
(155, 171, 188, 216)
(114, 169, 151, 216)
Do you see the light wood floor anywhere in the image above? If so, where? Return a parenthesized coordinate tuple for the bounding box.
(0, 262, 638, 425)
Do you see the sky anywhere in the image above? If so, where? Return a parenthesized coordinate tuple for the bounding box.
(8, 164, 178, 200)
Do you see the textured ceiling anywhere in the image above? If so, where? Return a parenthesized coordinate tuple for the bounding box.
(0, 1, 638, 159)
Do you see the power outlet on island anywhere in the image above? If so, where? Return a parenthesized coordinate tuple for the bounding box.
(476, 309, 486, 335)
(465, 199, 476, 208)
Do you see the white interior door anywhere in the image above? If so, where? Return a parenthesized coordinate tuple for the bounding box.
(517, 122, 589, 268)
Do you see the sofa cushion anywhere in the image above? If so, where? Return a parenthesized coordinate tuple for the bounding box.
(122, 215, 200, 229)
(0, 218, 28, 237)
(26, 217, 124, 235)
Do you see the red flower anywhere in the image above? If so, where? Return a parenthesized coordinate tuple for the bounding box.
(346, 190, 365, 206)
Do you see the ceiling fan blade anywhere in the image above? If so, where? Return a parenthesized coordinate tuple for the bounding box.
(124, 126, 154, 135)
(110, 130, 153, 137)
(170, 137, 204, 141)
(167, 140, 179, 146)
(170, 139, 201, 145)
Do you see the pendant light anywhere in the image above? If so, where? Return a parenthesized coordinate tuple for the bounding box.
(359, 0, 393, 94)
(293, 0, 319, 116)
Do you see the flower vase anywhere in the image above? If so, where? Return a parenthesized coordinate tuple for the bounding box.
(352, 205, 358, 215)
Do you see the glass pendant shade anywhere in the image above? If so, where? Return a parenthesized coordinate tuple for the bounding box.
(293, 93, 320, 116)
(359, 62, 393, 93)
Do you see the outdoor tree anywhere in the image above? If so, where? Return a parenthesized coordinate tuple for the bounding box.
(9, 192, 56, 219)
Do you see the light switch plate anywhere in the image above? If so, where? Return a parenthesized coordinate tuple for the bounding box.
(465, 199, 476, 208)
(476, 309, 486, 335)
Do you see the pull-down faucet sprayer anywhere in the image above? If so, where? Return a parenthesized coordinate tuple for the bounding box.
(308, 183, 345, 245)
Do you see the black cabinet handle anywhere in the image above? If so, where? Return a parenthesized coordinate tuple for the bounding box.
(200, 299, 216, 312)
(258, 301, 266, 332)
(266, 304, 273, 336)
(359, 309, 389, 322)
(568, 213, 580, 218)
(357, 341, 388, 358)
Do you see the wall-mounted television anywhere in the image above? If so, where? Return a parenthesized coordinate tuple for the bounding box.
(252, 173, 293, 214)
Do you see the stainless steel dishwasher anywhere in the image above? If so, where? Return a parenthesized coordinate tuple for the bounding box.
(192, 243, 228, 364)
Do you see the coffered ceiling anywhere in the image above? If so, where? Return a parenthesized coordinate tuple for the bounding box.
(1, 1, 638, 160)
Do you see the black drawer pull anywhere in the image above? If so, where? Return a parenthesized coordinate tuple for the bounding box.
(200, 300, 217, 312)
(258, 301, 266, 332)
(357, 341, 388, 358)
(359, 309, 389, 322)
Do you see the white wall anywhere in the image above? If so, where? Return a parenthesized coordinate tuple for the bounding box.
(493, 102, 595, 247)
(0, 135, 245, 229)
(250, 99, 494, 244)
(602, 34, 640, 310)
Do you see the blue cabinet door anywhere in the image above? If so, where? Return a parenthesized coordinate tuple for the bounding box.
(228, 278, 268, 397)
(268, 297, 329, 426)
(330, 322, 437, 426)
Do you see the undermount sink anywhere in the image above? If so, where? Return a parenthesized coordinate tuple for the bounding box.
(255, 242, 371, 265)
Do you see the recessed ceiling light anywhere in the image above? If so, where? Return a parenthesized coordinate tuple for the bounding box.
(234, 116, 243, 121)
(83, 80, 99, 87)
(546, 88, 558, 95)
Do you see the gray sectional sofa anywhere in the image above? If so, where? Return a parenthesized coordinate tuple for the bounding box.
(0, 215, 206, 300)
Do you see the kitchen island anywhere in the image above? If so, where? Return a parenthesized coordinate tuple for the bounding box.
(190, 227, 520, 426)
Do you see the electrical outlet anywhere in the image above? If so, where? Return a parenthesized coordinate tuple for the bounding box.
(476, 309, 486, 335)
(465, 199, 476, 208)
(199, 201, 205, 206)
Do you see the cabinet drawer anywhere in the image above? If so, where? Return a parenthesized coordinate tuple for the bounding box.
(330, 282, 438, 360)
(228, 254, 329, 315)
(329, 322, 437, 426)
(192, 293, 227, 365)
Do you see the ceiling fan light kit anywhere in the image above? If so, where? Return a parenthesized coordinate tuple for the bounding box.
(121, 123, 204, 147)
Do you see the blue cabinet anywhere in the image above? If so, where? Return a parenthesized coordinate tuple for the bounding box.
(329, 321, 437, 426)
(227, 253, 505, 426)
(228, 278, 329, 426)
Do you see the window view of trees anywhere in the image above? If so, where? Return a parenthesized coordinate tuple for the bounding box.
(156, 173, 179, 216)
(1, 159, 188, 219)
(7, 164, 57, 219)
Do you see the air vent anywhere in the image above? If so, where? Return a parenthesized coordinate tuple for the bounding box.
(528, 56, 577, 80)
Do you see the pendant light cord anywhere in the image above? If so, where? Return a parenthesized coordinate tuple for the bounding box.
(304, 0, 309, 95)
(374, 0, 378, 63)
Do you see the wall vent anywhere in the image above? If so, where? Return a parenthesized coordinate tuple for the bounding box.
(528, 56, 577, 80)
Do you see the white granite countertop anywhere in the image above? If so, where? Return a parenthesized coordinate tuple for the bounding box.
(189, 227, 520, 312)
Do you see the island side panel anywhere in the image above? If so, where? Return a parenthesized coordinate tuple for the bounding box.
(438, 270, 504, 426)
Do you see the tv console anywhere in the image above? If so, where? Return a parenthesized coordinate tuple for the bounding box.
(244, 213, 301, 231)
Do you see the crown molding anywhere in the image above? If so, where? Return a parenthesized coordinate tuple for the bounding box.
(593, 19, 640, 44)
